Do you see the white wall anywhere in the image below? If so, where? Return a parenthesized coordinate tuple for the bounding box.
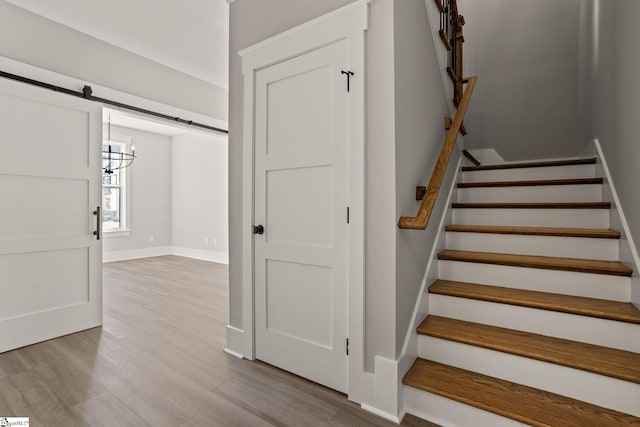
(228, 0, 400, 370)
(458, 0, 582, 160)
(103, 125, 229, 263)
(103, 125, 172, 255)
(0, 0, 227, 121)
(579, 0, 640, 265)
(171, 133, 229, 263)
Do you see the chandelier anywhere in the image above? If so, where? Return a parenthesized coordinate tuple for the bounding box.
(103, 113, 136, 175)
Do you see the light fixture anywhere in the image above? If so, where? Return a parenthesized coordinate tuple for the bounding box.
(103, 113, 136, 175)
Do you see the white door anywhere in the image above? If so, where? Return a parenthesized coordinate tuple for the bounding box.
(254, 39, 350, 392)
(0, 78, 102, 353)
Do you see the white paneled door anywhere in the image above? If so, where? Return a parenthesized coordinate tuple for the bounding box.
(0, 79, 103, 352)
(254, 39, 350, 392)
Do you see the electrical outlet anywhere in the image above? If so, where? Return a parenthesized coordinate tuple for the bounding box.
(148, 234, 154, 242)
(205, 237, 209, 246)
(213, 238, 217, 246)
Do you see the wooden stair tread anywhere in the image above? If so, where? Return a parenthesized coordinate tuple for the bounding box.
(403, 359, 640, 426)
(418, 316, 640, 384)
(438, 249, 632, 276)
(452, 201, 611, 209)
(462, 157, 597, 172)
(457, 177, 603, 188)
(445, 224, 621, 239)
(429, 280, 640, 324)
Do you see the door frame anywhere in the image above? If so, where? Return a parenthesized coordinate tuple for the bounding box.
(239, 0, 370, 399)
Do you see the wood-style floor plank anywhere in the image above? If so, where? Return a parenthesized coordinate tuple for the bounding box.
(403, 359, 640, 426)
(418, 316, 640, 384)
(438, 249, 633, 276)
(0, 256, 435, 427)
(429, 279, 640, 324)
(444, 224, 621, 239)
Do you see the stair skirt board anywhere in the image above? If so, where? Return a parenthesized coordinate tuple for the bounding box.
(417, 336, 640, 416)
(404, 387, 526, 427)
(437, 260, 630, 301)
(460, 164, 596, 183)
(445, 232, 619, 261)
(429, 294, 640, 353)
(457, 184, 602, 204)
(452, 208, 609, 228)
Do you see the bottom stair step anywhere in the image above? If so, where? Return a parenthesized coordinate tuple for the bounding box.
(403, 359, 640, 426)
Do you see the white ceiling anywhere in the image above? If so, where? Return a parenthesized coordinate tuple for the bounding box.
(4, 0, 229, 89)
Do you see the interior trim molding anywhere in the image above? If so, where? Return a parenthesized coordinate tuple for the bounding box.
(239, 0, 373, 407)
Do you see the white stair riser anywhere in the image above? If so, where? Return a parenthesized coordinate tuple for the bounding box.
(418, 336, 640, 417)
(452, 208, 610, 228)
(462, 164, 596, 183)
(404, 387, 526, 427)
(446, 232, 619, 261)
(457, 184, 602, 203)
(438, 260, 630, 301)
(429, 294, 640, 353)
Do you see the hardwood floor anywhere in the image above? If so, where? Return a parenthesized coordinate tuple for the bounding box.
(0, 255, 437, 427)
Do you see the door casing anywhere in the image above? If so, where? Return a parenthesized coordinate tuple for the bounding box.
(238, 0, 371, 402)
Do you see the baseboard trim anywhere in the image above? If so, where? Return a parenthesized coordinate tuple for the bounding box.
(360, 403, 401, 424)
(103, 246, 229, 264)
(103, 246, 172, 263)
(170, 246, 229, 264)
(225, 325, 245, 358)
(223, 348, 244, 359)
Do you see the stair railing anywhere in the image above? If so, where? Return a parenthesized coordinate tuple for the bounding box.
(397, 0, 476, 230)
(398, 76, 477, 230)
(436, 0, 465, 106)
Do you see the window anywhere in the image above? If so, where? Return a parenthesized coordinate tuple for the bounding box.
(102, 135, 132, 233)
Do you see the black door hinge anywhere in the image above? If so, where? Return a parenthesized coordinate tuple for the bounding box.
(347, 207, 350, 224)
(346, 338, 349, 355)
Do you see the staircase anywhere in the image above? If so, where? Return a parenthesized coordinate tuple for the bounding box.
(402, 157, 640, 426)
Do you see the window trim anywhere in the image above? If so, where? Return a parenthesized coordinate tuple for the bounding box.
(102, 133, 132, 235)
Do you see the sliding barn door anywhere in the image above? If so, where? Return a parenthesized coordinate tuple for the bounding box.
(0, 78, 103, 352)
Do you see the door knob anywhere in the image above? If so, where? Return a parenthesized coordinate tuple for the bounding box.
(252, 225, 264, 235)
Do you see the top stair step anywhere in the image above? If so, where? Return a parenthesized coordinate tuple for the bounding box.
(462, 157, 597, 172)
(457, 177, 603, 188)
(403, 358, 640, 426)
(461, 158, 597, 183)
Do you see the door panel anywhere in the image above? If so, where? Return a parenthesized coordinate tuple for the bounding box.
(0, 79, 102, 353)
(266, 165, 334, 247)
(254, 39, 349, 393)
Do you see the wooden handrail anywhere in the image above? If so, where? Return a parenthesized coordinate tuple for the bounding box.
(398, 76, 478, 230)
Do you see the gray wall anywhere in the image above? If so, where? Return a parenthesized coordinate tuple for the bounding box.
(580, 0, 640, 257)
(0, 0, 227, 120)
(458, 0, 582, 160)
(172, 133, 229, 255)
(394, 0, 451, 357)
(228, 0, 401, 368)
(103, 125, 172, 253)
